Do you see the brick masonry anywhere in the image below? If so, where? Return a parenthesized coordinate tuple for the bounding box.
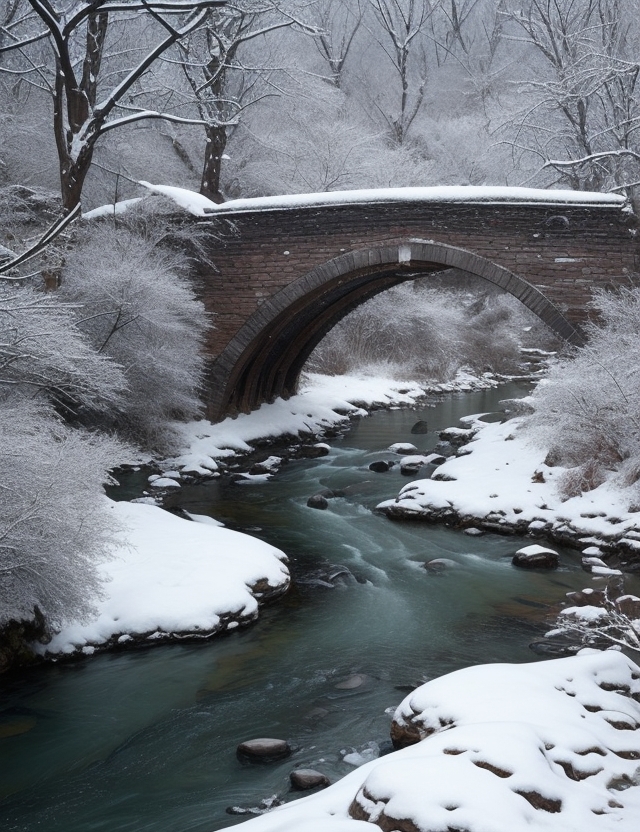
(188, 200, 639, 420)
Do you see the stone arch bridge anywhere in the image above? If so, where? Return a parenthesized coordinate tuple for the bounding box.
(189, 188, 638, 421)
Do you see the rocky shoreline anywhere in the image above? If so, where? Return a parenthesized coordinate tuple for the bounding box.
(376, 420, 640, 573)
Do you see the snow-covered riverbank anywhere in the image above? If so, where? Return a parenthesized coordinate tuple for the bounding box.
(219, 650, 640, 832)
(166, 370, 502, 479)
(378, 412, 640, 567)
(32, 371, 504, 660)
(38, 500, 289, 658)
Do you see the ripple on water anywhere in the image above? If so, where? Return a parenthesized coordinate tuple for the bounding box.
(1, 382, 603, 832)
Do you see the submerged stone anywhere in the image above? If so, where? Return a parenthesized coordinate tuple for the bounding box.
(410, 420, 430, 434)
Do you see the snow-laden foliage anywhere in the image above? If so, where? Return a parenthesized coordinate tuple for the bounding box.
(0, 285, 125, 414)
(306, 280, 546, 381)
(528, 286, 640, 498)
(0, 398, 125, 629)
(60, 224, 209, 451)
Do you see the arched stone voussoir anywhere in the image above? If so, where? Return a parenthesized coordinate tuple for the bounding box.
(208, 240, 584, 419)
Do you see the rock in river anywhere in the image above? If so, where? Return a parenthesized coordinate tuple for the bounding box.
(237, 738, 292, 763)
(289, 769, 330, 790)
(410, 420, 430, 434)
(369, 460, 392, 473)
(512, 544, 559, 569)
(307, 494, 329, 510)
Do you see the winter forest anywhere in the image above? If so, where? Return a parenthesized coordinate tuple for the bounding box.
(3, 2, 640, 831)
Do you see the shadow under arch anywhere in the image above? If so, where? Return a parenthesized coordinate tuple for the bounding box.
(207, 240, 583, 420)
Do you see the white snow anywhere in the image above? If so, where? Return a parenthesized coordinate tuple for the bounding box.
(82, 197, 144, 219)
(516, 544, 558, 557)
(216, 651, 640, 831)
(40, 499, 289, 656)
(171, 372, 495, 475)
(377, 415, 640, 541)
(136, 183, 625, 217)
(138, 181, 223, 216)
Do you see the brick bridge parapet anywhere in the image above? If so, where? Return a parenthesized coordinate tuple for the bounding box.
(188, 194, 638, 420)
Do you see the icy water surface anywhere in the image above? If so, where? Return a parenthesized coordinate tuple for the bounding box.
(0, 383, 600, 832)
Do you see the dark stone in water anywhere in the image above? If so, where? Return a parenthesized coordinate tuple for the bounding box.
(410, 420, 430, 434)
(307, 494, 329, 510)
(290, 769, 330, 790)
(529, 640, 580, 657)
(512, 545, 559, 570)
(295, 445, 330, 459)
(237, 738, 291, 764)
(369, 460, 391, 473)
(316, 488, 344, 499)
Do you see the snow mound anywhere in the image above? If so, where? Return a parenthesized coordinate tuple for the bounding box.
(219, 652, 640, 832)
(41, 500, 289, 655)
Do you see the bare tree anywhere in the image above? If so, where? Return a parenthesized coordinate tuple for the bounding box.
(501, 0, 640, 205)
(0, 0, 226, 212)
(60, 220, 209, 450)
(172, 0, 303, 201)
(365, 0, 442, 144)
(311, 0, 364, 88)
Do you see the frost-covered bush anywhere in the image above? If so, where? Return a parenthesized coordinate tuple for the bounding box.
(60, 223, 209, 451)
(0, 285, 125, 414)
(0, 398, 125, 631)
(306, 281, 540, 381)
(528, 286, 640, 498)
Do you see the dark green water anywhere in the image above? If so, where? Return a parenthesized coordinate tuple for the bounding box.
(0, 383, 598, 832)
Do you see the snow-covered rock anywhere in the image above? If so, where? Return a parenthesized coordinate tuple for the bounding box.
(377, 416, 640, 557)
(217, 652, 640, 832)
(513, 543, 559, 569)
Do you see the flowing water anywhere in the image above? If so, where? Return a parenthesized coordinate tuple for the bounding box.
(0, 383, 601, 832)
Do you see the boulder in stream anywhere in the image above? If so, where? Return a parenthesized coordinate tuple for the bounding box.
(236, 738, 292, 764)
(512, 544, 559, 569)
(410, 420, 430, 434)
(307, 494, 329, 510)
(369, 460, 392, 473)
(289, 769, 330, 791)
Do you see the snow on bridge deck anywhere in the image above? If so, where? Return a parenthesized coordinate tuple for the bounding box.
(139, 183, 626, 217)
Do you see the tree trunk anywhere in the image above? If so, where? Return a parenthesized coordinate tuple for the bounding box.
(200, 124, 227, 203)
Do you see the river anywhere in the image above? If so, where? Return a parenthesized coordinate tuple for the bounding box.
(0, 382, 597, 832)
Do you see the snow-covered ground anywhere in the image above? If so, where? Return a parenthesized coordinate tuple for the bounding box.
(378, 413, 640, 558)
(219, 651, 640, 832)
(40, 500, 289, 657)
(170, 370, 499, 476)
(38, 371, 500, 658)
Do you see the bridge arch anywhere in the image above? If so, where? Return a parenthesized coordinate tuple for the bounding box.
(208, 240, 583, 419)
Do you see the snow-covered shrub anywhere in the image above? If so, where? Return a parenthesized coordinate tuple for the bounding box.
(0, 284, 125, 414)
(528, 286, 640, 497)
(60, 222, 209, 451)
(306, 281, 540, 381)
(0, 398, 125, 633)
